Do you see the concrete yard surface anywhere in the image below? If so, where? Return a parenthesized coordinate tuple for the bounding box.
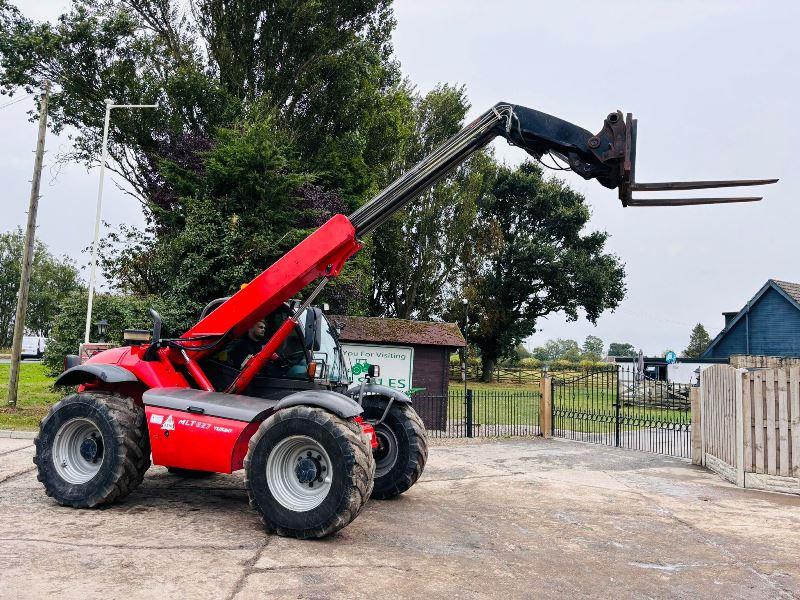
(1, 436, 799, 599)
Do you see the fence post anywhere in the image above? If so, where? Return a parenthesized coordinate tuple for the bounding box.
(539, 374, 552, 438)
(465, 389, 474, 438)
(615, 369, 621, 447)
(735, 369, 746, 487)
(690, 386, 702, 465)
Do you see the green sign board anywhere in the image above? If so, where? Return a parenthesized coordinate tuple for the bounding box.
(341, 344, 414, 394)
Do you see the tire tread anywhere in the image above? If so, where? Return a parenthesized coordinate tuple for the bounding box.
(34, 391, 150, 508)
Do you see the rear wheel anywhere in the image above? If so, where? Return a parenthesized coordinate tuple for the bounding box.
(244, 406, 374, 539)
(362, 397, 428, 500)
(34, 392, 150, 507)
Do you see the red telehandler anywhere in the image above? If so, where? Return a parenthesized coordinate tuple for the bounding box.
(34, 103, 776, 538)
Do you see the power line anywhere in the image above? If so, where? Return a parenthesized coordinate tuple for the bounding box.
(0, 94, 32, 111)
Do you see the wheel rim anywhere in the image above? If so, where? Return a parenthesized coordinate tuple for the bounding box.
(373, 424, 398, 478)
(52, 418, 104, 484)
(266, 435, 332, 511)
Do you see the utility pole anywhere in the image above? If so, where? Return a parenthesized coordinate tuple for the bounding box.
(8, 84, 50, 407)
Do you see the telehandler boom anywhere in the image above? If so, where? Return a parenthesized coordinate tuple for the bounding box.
(35, 101, 776, 539)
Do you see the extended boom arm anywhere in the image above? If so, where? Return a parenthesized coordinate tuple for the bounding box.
(181, 102, 776, 380)
(350, 103, 777, 233)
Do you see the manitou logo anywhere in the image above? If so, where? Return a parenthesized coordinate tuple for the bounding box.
(161, 415, 175, 431)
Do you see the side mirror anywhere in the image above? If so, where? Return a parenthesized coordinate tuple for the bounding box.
(149, 308, 162, 341)
(367, 364, 380, 378)
(302, 308, 324, 351)
(312, 308, 323, 351)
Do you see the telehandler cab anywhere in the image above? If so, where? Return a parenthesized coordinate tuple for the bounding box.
(34, 102, 776, 539)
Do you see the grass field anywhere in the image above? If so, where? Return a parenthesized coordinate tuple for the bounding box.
(0, 362, 61, 430)
(442, 378, 690, 433)
(450, 387, 539, 426)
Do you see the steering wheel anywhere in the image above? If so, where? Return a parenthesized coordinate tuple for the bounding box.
(275, 350, 307, 369)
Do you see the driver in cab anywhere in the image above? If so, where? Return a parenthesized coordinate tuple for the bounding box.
(223, 320, 266, 370)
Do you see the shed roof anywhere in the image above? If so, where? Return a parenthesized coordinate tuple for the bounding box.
(773, 280, 800, 305)
(330, 315, 466, 348)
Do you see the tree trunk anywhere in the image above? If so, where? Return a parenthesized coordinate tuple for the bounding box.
(480, 356, 496, 383)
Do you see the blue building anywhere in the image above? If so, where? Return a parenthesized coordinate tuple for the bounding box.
(703, 280, 800, 359)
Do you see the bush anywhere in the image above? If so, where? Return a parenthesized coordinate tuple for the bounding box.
(42, 291, 168, 376)
(518, 357, 542, 368)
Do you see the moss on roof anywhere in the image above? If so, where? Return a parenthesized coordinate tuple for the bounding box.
(330, 315, 465, 348)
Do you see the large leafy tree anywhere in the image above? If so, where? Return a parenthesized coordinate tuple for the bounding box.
(99, 106, 371, 331)
(0, 0, 410, 332)
(461, 162, 626, 381)
(370, 84, 493, 319)
(0, 0, 408, 228)
(0, 229, 81, 345)
(683, 323, 711, 358)
(609, 341, 637, 357)
(582, 335, 604, 361)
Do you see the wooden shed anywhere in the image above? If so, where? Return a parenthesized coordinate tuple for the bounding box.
(331, 316, 465, 429)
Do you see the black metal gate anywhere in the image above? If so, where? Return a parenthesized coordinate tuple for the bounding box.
(551, 366, 691, 458)
(413, 388, 540, 438)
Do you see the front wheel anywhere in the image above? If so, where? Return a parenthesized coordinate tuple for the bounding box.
(244, 406, 374, 539)
(362, 397, 428, 500)
(34, 392, 150, 508)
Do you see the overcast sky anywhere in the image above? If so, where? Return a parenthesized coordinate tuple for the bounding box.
(2, 0, 798, 355)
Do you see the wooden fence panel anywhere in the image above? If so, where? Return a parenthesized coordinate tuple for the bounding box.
(701, 364, 738, 470)
(700, 365, 799, 495)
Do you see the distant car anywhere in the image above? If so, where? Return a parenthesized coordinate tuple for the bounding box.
(21, 336, 47, 359)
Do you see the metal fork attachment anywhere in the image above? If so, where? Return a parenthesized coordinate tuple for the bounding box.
(618, 114, 777, 207)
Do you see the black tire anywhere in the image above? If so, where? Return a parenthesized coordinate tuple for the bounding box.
(34, 391, 150, 508)
(361, 396, 428, 500)
(166, 467, 215, 478)
(244, 406, 374, 539)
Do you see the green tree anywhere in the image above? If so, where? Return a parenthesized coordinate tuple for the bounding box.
(0, 0, 407, 218)
(683, 323, 711, 358)
(515, 343, 532, 361)
(582, 335, 604, 361)
(531, 339, 580, 362)
(43, 291, 162, 376)
(370, 84, 493, 319)
(1, 0, 414, 333)
(461, 162, 625, 381)
(608, 342, 637, 357)
(0, 229, 81, 345)
(99, 108, 372, 331)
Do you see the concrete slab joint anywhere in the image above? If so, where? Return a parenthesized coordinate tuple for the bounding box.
(0, 437, 798, 598)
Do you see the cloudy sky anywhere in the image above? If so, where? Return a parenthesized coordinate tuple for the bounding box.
(2, 1, 798, 355)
